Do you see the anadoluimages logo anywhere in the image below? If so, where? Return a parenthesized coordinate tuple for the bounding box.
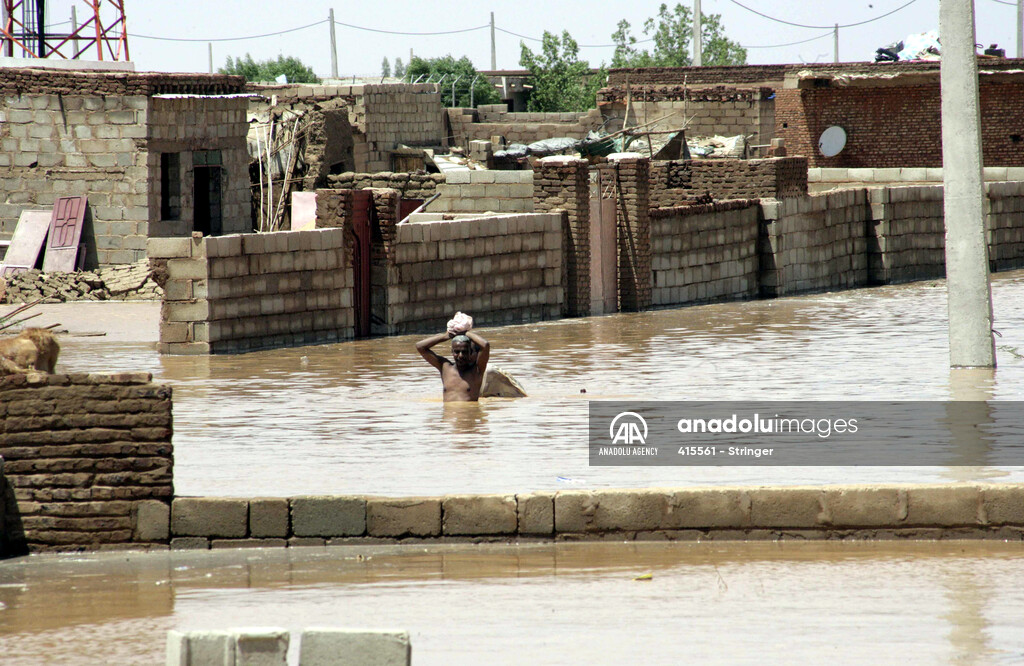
(610, 412, 648, 445)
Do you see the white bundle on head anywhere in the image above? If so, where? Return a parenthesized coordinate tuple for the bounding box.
(447, 311, 473, 335)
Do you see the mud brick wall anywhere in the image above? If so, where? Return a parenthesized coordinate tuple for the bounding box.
(447, 106, 604, 147)
(0, 68, 243, 97)
(607, 65, 789, 87)
(987, 181, 1024, 272)
(0, 372, 173, 555)
(146, 96, 251, 238)
(327, 172, 443, 200)
(387, 214, 562, 333)
(532, 158, 590, 316)
(610, 157, 651, 311)
(649, 157, 808, 207)
(650, 201, 760, 306)
(149, 230, 354, 354)
(759, 190, 870, 297)
(775, 77, 1024, 168)
(597, 86, 774, 145)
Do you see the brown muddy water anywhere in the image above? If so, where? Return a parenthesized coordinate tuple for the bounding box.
(44, 270, 1024, 496)
(2, 541, 1024, 665)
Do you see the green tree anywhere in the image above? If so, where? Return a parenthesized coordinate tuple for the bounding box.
(394, 57, 406, 78)
(612, 3, 746, 68)
(405, 55, 500, 107)
(519, 31, 606, 112)
(381, 57, 391, 77)
(219, 54, 320, 83)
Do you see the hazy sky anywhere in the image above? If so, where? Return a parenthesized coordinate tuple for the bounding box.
(36, 1, 1024, 76)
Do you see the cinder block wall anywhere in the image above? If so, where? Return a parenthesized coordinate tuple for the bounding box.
(532, 158, 590, 316)
(649, 157, 808, 207)
(147, 96, 251, 238)
(759, 189, 870, 297)
(149, 229, 354, 354)
(387, 214, 563, 333)
(651, 201, 760, 306)
(987, 181, 1024, 272)
(867, 186, 945, 284)
(447, 107, 604, 147)
(0, 372, 173, 555)
(325, 170, 535, 215)
(356, 84, 443, 172)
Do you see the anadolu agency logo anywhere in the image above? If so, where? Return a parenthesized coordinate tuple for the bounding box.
(610, 412, 648, 445)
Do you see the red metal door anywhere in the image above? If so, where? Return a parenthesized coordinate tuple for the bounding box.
(42, 196, 87, 273)
(351, 191, 372, 338)
(399, 198, 423, 222)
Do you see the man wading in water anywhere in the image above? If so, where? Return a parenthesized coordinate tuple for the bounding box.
(416, 312, 489, 402)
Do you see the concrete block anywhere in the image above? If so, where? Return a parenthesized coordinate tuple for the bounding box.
(233, 628, 289, 666)
(166, 630, 189, 666)
(290, 496, 365, 537)
(366, 497, 441, 537)
(516, 492, 554, 535)
(149, 237, 192, 259)
(299, 629, 411, 666)
(134, 500, 170, 541)
(249, 498, 289, 538)
(822, 486, 900, 527)
(905, 485, 982, 526)
(982, 484, 1024, 525)
(170, 537, 209, 550)
(748, 487, 826, 528)
(172, 498, 248, 538)
(664, 489, 750, 529)
(553, 490, 595, 533)
(442, 494, 518, 535)
(167, 630, 235, 666)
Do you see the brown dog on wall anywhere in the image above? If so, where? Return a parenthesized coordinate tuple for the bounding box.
(0, 328, 60, 375)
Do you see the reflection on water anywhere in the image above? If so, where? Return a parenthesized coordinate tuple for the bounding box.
(52, 271, 1024, 496)
(1, 542, 1024, 665)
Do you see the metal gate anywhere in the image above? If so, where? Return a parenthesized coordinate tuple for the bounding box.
(351, 190, 372, 338)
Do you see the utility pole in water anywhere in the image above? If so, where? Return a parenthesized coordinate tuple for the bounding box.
(693, 0, 702, 65)
(940, 0, 996, 367)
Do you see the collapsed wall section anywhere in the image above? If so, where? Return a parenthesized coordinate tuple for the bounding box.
(149, 230, 354, 354)
(0, 372, 173, 554)
(447, 106, 604, 148)
(327, 170, 535, 214)
(649, 157, 807, 206)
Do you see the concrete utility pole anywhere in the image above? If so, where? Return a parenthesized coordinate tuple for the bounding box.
(329, 8, 339, 79)
(834, 24, 839, 63)
(1018, 0, 1023, 58)
(490, 12, 496, 70)
(71, 6, 79, 58)
(208, 43, 213, 74)
(693, 0, 702, 66)
(940, 0, 996, 367)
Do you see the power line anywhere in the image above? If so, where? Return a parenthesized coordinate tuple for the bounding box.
(335, 20, 488, 36)
(495, 26, 654, 48)
(131, 19, 327, 43)
(988, 0, 1016, 6)
(742, 31, 835, 49)
(727, 0, 920, 30)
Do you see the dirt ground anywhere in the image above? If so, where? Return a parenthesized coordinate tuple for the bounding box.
(1, 301, 160, 343)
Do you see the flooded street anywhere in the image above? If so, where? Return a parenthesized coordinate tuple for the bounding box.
(50, 270, 1024, 496)
(2, 541, 1024, 665)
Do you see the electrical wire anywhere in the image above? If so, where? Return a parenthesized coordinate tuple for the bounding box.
(727, 0, 920, 30)
(334, 20, 488, 35)
(742, 31, 835, 49)
(496, 26, 654, 48)
(131, 19, 327, 43)
(988, 0, 1016, 6)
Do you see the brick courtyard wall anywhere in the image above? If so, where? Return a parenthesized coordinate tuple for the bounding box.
(447, 106, 604, 147)
(0, 372, 173, 555)
(759, 190, 870, 297)
(533, 158, 590, 317)
(596, 86, 775, 146)
(149, 230, 354, 354)
(649, 157, 808, 207)
(386, 213, 562, 333)
(146, 96, 251, 238)
(651, 201, 760, 306)
(611, 157, 651, 311)
(867, 186, 946, 284)
(327, 172, 442, 200)
(607, 66, 789, 87)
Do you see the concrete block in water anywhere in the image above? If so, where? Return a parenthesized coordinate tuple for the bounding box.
(291, 496, 365, 537)
(480, 366, 527, 398)
(172, 498, 248, 538)
(982, 484, 1024, 525)
(822, 486, 901, 527)
(166, 630, 234, 666)
(249, 499, 289, 538)
(366, 498, 441, 537)
(905, 485, 982, 526)
(299, 628, 411, 666)
(233, 628, 288, 666)
(134, 500, 170, 541)
(516, 492, 554, 535)
(442, 494, 517, 535)
(748, 487, 827, 528)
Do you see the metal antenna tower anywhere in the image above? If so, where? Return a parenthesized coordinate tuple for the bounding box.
(1, 0, 129, 61)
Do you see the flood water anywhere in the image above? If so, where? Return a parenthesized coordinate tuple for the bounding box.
(49, 270, 1024, 496)
(1, 541, 1024, 665)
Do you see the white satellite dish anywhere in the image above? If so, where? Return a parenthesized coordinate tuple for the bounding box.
(818, 125, 847, 157)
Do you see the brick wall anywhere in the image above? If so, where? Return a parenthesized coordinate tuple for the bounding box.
(775, 77, 1024, 168)
(0, 372, 173, 554)
(867, 186, 945, 284)
(533, 158, 590, 316)
(149, 230, 354, 354)
(988, 181, 1024, 272)
(607, 65, 789, 87)
(649, 157, 808, 206)
(651, 201, 760, 306)
(0, 68, 243, 97)
(611, 157, 651, 311)
(327, 170, 535, 215)
(147, 96, 251, 238)
(447, 107, 604, 147)
(597, 86, 774, 145)
(386, 214, 563, 333)
(327, 172, 443, 199)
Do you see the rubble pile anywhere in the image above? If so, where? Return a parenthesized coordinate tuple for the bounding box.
(0, 260, 164, 304)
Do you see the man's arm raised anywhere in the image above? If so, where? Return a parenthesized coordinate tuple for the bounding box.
(464, 330, 490, 372)
(415, 331, 453, 370)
